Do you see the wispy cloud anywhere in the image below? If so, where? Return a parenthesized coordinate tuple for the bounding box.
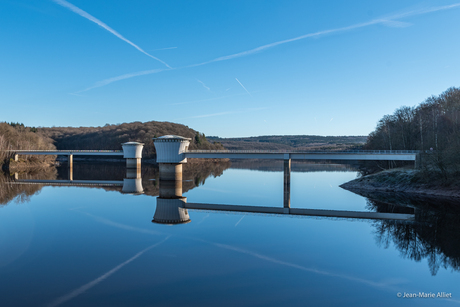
(189, 3, 460, 67)
(196, 79, 211, 91)
(235, 78, 252, 97)
(152, 46, 177, 51)
(75, 68, 170, 93)
(72, 3, 460, 93)
(52, 0, 171, 68)
(47, 237, 170, 307)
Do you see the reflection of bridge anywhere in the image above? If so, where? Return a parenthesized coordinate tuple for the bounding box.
(12, 168, 144, 194)
(7, 142, 144, 168)
(12, 179, 123, 186)
(183, 203, 415, 220)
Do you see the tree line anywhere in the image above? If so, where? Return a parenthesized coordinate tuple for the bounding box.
(38, 120, 224, 159)
(364, 87, 460, 178)
(0, 122, 56, 167)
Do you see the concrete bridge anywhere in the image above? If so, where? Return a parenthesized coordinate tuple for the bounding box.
(152, 135, 416, 225)
(184, 149, 419, 162)
(7, 142, 144, 169)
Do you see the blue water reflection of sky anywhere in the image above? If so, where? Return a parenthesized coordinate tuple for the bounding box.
(1, 169, 459, 306)
(185, 168, 366, 210)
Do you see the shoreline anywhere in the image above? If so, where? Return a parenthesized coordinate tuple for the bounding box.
(340, 169, 460, 199)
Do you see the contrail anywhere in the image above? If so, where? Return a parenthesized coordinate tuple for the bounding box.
(52, 0, 171, 68)
(189, 3, 460, 67)
(234, 215, 245, 227)
(73, 3, 460, 92)
(152, 46, 177, 51)
(47, 236, 170, 307)
(196, 79, 211, 91)
(74, 68, 170, 93)
(235, 78, 252, 96)
(208, 240, 398, 290)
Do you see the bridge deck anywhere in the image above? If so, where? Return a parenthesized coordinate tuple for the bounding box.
(185, 150, 419, 161)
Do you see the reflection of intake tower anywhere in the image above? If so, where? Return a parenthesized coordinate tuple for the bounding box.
(122, 167, 144, 194)
(152, 135, 191, 225)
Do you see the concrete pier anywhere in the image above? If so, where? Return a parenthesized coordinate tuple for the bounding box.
(68, 154, 73, 180)
(284, 154, 291, 210)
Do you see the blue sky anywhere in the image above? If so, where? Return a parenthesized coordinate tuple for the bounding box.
(1, 0, 460, 137)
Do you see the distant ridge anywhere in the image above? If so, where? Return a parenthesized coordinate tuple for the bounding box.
(207, 135, 367, 151)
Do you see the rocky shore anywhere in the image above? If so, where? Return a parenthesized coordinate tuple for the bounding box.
(340, 168, 460, 199)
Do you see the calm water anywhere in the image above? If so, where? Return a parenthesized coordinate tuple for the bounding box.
(0, 161, 459, 307)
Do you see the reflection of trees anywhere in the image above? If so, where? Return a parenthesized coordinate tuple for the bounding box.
(366, 195, 460, 275)
(0, 168, 57, 205)
(145, 159, 231, 196)
(2, 160, 231, 200)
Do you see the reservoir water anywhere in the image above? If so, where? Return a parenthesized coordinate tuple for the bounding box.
(0, 161, 459, 306)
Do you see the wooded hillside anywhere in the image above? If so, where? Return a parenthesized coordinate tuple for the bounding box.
(364, 87, 460, 177)
(0, 122, 56, 167)
(208, 135, 366, 151)
(38, 121, 224, 159)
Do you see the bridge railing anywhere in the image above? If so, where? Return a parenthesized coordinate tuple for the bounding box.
(186, 150, 420, 154)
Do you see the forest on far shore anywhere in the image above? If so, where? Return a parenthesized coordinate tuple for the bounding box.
(38, 121, 223, 159)
(364, 87, 460, 178)
(0, 120, 224, 167)
(207, 135, 366, 151)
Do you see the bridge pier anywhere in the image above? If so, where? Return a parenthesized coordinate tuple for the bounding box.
(68, 154, 73, 181)
(284, 154, 291, 211)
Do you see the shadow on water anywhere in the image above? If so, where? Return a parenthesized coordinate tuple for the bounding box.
(352, 189, 460, 275)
